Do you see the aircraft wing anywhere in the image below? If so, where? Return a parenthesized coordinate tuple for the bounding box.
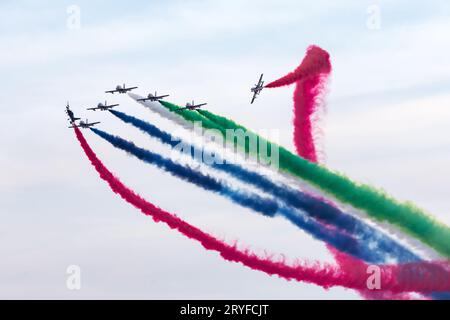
(90, 121, 101, 126)
(126, 87, 138, 91)
(105, 90, 118, 94)
(109, 104, 119, 107)
(157, 95, 170, 99)
(251, 92, 257, 104)
(87, 107, 99, 111)
(258, 73, 264, 85)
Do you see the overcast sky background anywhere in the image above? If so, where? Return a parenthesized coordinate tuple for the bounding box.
(1, 0, 450, 299)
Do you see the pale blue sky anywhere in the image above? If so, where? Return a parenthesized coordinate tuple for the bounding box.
(1, 1, 450, 299)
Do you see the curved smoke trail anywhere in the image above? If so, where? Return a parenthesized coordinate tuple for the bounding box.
(265, 45, 332, 162)
(90, 127, 388, 263)
(264, 46, 412, 299)
(151, 99, 450, 258)
(90, 128, 450, 299)
(108, 109, 422, 264)
(128, 95, 443, 259)
(110, 109, 450, 299)
(125, 52, 446, 298)
(73, 125, 450, 293)
(194, 105, 450, 299)
(265, 45, 331, 88)
(127, 95, 443, 262)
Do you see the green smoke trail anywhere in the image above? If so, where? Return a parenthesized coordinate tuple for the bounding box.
(160, 101, 276, 162)
(159, 100, 222, 130)
(158, 100, 450, 257)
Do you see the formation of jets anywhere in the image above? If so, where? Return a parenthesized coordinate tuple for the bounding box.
(137, 91, 170, 102)
(67, 75, 265, 128)
(175, 100, 207, 112)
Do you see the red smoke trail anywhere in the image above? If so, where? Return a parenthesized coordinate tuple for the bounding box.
(265, 45, 331, 162)
(271, 46, 419, 299)
(73, 127, 450, 293)
(330, 249, 421, 300)
(267, 45, 374, 297)
(265, 45, 331, 88)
